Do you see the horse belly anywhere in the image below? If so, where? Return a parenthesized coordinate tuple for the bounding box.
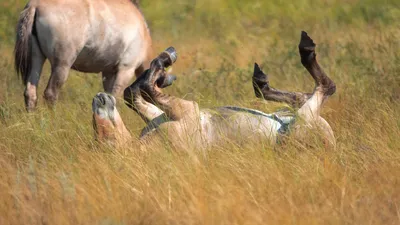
(72, 45, 122, 73)
(201, 110, 283, 145)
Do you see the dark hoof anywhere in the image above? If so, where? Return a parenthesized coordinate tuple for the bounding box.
(253, 63, 269, 83)
(164, 47, 178, 64)
(299, 31, 316, 52)
(156, 74, 177, 88)
(252, 63, 270, 98)
(92, 92, 116, 113)
(299, 31, 316, 64)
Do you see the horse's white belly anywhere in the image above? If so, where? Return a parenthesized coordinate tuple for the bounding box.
(199, 109, 287, 145)
(72, 44, 123, 73)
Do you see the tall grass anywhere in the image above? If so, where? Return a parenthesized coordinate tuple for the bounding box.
(0, 0, 399, 224)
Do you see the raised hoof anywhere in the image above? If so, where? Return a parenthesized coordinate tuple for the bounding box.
(156, 74, 177, 88)
(253, 63, 270, 98)
(253, 63, 269, 85)
(299, 31, 316, 64)
(92, 92, 120, 143)
(92, 92, 116, 118)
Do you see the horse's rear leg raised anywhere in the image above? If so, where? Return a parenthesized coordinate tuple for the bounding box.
(24, 36, 46, 112)
(295, 31, 336, 146)
(297, 31, 336, 121)
(252, 63, 312, 108)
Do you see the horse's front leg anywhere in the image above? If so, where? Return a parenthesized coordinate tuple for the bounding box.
(108, 65, 137, 100)
(102, 71, 117, 94)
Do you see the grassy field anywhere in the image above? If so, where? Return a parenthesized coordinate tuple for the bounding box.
(1, 0, 400, 224)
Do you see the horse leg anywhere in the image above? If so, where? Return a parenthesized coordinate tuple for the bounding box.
(124, 72, 165, 123)
(102, 71, 117, 94)
(252, 63, 312, 108)
(43, 65, 71, 106)
(24, 35, 46, 112)
(109, 66, 137, 100)
(294, 31, 336, 146)
(297, 31, 336, 121)
(140, 59, 199, 121)
(92, 92, 131, 145)
(43, 47, 77, 106)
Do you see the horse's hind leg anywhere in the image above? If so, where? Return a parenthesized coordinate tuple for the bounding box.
(297, 31, 336, 121)
(25, 36, 46, 112)
(294, 31, 336, 146)
(43, 65, 71, 106)
(252, 63, 312, 108)
(43, 47, 77, 106)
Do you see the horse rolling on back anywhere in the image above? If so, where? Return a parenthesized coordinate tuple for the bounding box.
(92, 31, 337, 150)
(14, 0, 151, 112)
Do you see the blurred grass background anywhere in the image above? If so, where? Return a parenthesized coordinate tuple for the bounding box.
(0, 0, 399, 224)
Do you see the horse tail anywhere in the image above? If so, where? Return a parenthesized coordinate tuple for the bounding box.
(14, 4, 36, 84)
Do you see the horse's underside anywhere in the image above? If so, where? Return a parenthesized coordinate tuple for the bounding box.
(92, 31, 336, 149)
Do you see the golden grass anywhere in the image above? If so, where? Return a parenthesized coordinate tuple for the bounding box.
(0, 0, 399, 224)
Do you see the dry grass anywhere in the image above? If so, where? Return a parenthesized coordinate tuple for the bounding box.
(0, 0, 399, 224)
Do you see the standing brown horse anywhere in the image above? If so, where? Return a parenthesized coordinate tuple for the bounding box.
(14, 0, 151, 112)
